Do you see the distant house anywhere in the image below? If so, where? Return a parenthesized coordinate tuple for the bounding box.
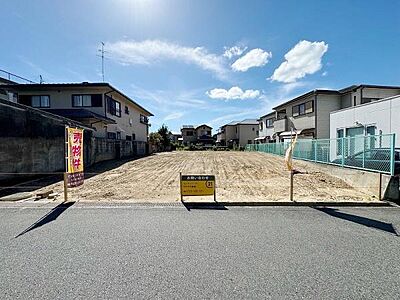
(180, 124, 213, 145)
(256, 112, 275, 143)
(217, 119, 259, 148)
(2, 82, 154, 155)
(169, 132, 182, 144)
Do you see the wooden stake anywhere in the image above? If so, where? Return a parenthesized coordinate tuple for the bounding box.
(63, 172, 68, 202)
(290, 170, 294, 202)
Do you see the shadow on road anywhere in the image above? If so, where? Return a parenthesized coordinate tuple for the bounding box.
(181, 200, 228, 211)
(15, 201, 75, 238)
(313, 207, 398, 236)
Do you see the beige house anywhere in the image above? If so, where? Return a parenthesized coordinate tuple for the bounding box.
(3, 82, 153, 150)
(181, 124, 213, 145)
(217, 119, 258, 148)
(271, 84, 400, 142)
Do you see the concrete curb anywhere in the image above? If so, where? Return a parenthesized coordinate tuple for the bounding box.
(181, 201, 393, 207)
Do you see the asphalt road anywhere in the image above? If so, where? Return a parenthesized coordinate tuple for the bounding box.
(0, 203, 399, 299)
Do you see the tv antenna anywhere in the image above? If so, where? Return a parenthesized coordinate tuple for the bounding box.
(98, 42, 106, 82)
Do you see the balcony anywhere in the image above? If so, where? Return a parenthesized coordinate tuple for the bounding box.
(274, 117, 288, 133)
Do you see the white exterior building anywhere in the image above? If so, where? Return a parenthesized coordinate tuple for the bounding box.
(330, 95, 400, 144)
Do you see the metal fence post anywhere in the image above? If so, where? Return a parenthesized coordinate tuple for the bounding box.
(314, 140, 318, 162)
(390, 133, 395, 176)
(362, 135, 366, 168)
(341, 137, 345, 166)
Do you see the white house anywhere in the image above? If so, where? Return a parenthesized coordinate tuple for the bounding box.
(329, 94, 400, 160)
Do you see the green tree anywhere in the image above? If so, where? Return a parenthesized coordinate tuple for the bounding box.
(158, 124, 171, 149)
(149, 132, 163, 151)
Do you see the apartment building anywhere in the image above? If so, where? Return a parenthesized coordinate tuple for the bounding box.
(180, 124, 213, 145)
(268, 84, 400, 142)
(2, 82, 153, 148)
(217, 119, 258, 148)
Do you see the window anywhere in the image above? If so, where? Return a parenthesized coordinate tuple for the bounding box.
(366, 125, 376, 136)
(140, 114, 148, 124)
(361, 98, 379, 104)
(31, 95, 50, 108)
(293, 101, 313, 117)
(336, 129, 344, 155)
(116, 132, 121, 140)
(107, 132, 117, 139)
(252, 127, 255, 131)
(259, 121, 263, 131)
(266, 118, 274, 128)
(353, 96, 357, 106)
(126, 135, 132, 141)
(125, 106, 129, 114)
(106, 96, 121, 117)
(248, 140, 252, 144)
(186, 130, 193, 136)
(132, 133, 136, 140)
(277, 109, 286, 120)
(72, 94, 102, 107)
(207, 130, 211, 135)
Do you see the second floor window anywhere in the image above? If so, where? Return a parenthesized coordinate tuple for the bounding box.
(292, 100, 313, 117)
(72, 94, 102, 107)
(266, 118, 274, 128)
(106, 96, 121, 117)
(186, 130, 193, 136)
(259, 121, 263, 131)
(31, 95, 50, 108)
(140, 114, 148, 124)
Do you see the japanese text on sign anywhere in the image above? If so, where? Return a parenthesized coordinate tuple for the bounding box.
(180, 175, 215, 196)
(67, 128, 84, 173)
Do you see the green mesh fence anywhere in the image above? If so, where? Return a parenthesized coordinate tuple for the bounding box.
(246, 134, 396, 175)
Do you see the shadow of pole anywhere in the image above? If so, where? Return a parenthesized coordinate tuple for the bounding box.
(15, 201, 75, 238)
(313, 207, 398, 236)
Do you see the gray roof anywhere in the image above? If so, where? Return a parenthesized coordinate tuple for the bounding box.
(237, 119, 259, 125)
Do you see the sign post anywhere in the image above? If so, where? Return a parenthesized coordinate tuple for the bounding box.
(285, 129, 298, 202)
(180, 173, 216, 202)
(64, 126, 85, 201)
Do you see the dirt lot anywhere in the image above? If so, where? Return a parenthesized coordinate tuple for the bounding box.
(33, 151, 373, 203)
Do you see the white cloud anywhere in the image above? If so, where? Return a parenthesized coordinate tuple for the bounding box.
(206, 86, 260, 100)
(231, 48, 272, 72)
(163, 112, 184, 121)
(270, 40, 328, 83)
(107, 40, 227, 78)
(223, 46, 247, 59)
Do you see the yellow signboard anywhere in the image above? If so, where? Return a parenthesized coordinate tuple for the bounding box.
(180, 174, 216, 199)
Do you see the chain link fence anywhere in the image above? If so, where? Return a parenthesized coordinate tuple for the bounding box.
(246, 134, 396, 175)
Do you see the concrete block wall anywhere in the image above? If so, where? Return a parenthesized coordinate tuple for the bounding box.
(0, 100, 146, 183)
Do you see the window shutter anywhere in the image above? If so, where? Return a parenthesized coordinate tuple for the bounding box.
(91, 94, 102, 107)
(19, 95, 31, 106)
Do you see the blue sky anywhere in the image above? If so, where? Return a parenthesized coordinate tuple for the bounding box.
(2, 0, 400, 132)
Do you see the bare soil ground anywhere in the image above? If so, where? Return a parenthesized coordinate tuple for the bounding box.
(34, 151, 373, 203)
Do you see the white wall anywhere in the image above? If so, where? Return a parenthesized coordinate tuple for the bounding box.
(330, 95, 400, 145)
